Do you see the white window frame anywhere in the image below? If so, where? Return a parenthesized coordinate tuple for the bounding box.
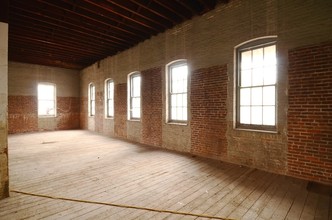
(235, 36, 277, 131)
(166, 60, 189, 123)
(127, 72, 141, 120)
(37, 82, 56, 117)
(88, 83, 95, 117)
(105, 79, 114, 118)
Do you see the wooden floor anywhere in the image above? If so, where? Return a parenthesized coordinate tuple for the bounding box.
(0, 130, 331, 220)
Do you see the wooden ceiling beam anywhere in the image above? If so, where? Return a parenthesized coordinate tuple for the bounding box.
(128, 0, 178, 25)
(58, 0, 151, 38)
(10, 20, 124, 52)
(153, 0, 188, 21)
(83, 0, 160, 33)
(9, 6, 133, 48)
(105, 0, 169, 30)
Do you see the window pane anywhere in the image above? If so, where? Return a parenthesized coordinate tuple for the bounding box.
(240, 88, 251, 106)
(251, 87, 262, 106)
(183, 108, 188, 121)
(132, 97, 140, 108)
(91, 100, 95, 115)
(251, 106, 262, 125)
(264, 65, 276, 85)
(253, 48, 263, 68)
(38, 84, 55, 116)
(38, 84, 55, 100)
(132, 76, 141, 97)
(264, 45, 276, 66)
(263, 106, 275, 125)
(107, 100, 114, 117)
(241, 51, 251, 70)
(240, 106, 251, 124)
(263, 86, 275, 106)
(169, 62, 188, 122)
(38, 100, 55, 116)
(171, 65, 188, 94)
(241, 70, 251, 87)
(252, 67, 264, 86)
(132, 108, 140, 118)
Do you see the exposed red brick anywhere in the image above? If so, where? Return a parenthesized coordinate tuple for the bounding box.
(57, 97, 80, 130)
(114, 83, 127, 138)
(8, 96, 38, 134)
(8, 96, 80, 133)
(141, 67, 162, 147)
(190, 65, 228, 159)
(288, 42, 332, 185)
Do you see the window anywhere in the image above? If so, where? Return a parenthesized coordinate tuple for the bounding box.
(167, 60, 188, 122)
(128, 72, 141, 119)
(89, 83, 95, 116)
(236, 38, 277, 130)
(38, 83, 56, 117)
(105, 79, 114, 118)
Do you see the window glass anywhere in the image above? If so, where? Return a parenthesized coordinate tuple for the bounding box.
(89, 83, 95, 116)
(38, 83, 56, 117)
(168, 61, 188, 122)
(105, 79, 114, 117)
(129, 73, 141, 119)
(237, 40, 277, 130)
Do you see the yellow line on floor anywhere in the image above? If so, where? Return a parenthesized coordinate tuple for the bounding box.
(11, 189, 234, 220)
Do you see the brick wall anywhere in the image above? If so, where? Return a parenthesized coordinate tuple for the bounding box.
(57, 97, 80, 130)
(114, 83, 127, 138)
(288, 42, 332, 184)
(8, 96, 38, 133)
(141, 67, 162, 147)
(191, 65, 228, 159)
(8, 96, 80, 133)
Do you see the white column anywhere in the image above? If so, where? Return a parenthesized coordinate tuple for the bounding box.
(0, 21, 9, 199)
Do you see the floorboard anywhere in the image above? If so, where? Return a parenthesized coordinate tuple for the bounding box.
(0, 130, 330, 220)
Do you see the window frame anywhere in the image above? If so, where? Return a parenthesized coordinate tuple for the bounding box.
(166, 60, 189, 124)
(235, 37, 278, 132)
(37, 82, 56, 117)
(105, 79, 114, 118)
(128, 72, 141, 120)
(88, 83, 95, 117)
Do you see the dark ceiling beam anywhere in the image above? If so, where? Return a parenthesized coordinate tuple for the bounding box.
(34, 0, 145, 42)
(83, 0, 160, 33)
(59, 0, 151, 37)
(9, 6, 133, 48)
(10, 21, 123, 52)
(153, 0, 188, 21)
(105, 0, 168, 30)
(128, 0, 178, 25)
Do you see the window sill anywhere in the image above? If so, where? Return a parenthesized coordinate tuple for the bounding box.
(167, 121, 188, 126)
(128, 119, 141, 122)
(105, 117, 114, 120)
(235, 127, 278, 134)
(38, 115, 56, 118)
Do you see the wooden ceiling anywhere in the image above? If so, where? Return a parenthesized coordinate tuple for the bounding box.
(7, 0, 227, 70)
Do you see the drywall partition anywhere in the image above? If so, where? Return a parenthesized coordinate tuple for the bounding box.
(0, 22, 9, 199)
(80, 0, 332, 185)
(8, 62, 80, 133)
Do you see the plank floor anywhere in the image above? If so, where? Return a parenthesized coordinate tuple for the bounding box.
(0, 130, 331, 220)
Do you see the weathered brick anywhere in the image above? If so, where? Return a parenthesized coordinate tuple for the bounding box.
(288, 42, 332, 185)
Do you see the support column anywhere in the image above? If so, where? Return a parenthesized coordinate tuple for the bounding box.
(0, 21, 9, 199)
